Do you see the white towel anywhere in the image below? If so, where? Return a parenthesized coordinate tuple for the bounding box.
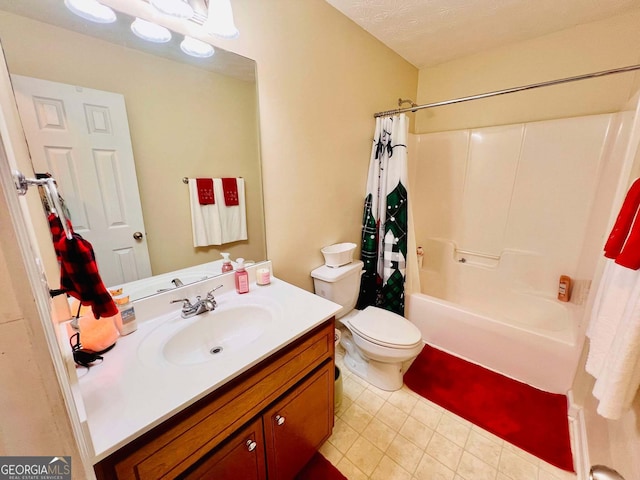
(189, 178, 222, 247)
(214, 177, 247, 244)
(586, 258, 640, 419)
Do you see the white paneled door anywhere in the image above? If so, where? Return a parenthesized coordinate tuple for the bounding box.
(11, 74, 152, 287)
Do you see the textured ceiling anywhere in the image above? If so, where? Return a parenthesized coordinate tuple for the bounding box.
(325, 0, 640, 68)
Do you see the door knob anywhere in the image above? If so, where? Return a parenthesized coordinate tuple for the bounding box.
(133, 231, 143, 240)
(275, 415, 285, 426)
(245, 439, 257, 452)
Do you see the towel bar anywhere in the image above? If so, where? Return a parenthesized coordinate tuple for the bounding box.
(183, 176, 243, 184)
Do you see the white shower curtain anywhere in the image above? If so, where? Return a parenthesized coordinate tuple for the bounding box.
(357, 114, 409, 315)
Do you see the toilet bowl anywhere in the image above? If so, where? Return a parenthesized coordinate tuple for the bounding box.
(311, 256, 424, 391)
(339, 306, 423, 390)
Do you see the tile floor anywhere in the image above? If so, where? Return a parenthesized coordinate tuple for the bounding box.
(319, 348, 578, 480)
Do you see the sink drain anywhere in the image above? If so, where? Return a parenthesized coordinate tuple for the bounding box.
(209, 346, 223, 355)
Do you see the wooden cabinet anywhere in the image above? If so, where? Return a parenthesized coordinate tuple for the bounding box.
(264, 363, 333, 480)
(180, 418, 266, 480)
(94, 320, 335, 480)
(183, 362, 333, 480)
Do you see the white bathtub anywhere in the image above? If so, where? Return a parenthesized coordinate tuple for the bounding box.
(407, 242, 585, 393)
(405, 293, 582, 394)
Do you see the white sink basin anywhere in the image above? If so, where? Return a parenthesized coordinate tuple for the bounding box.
(163, 305, 272, 365)
(138, 299, 278, 367)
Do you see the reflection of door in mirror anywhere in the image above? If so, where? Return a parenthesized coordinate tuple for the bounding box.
(12, 74, 152, 286)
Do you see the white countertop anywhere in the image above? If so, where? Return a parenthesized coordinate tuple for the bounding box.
(71, 269, 340, 463)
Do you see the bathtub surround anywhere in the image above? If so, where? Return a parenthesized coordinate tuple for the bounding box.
(404, 344, 574, 472)
(412, 113, 622, 282)
(408, 112, 634, 394)
(358, 113, 409, 316)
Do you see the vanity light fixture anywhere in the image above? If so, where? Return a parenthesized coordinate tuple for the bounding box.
(204, 0, 239, 38)
(64, 0, 117, 23)
(149, 0, 194, 19)
(131, 17, 172, 43)
(180, 36, 215, 58)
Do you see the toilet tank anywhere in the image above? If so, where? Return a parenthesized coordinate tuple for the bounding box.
(311, 260, 364, 319)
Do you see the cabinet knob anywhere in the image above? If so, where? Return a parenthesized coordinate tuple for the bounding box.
(246, 439, 257, 452)
(275, 414, 285, 426)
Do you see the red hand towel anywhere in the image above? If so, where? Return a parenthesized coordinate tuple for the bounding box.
(615, 217, 640, 269)
(49, 214, 119, 319)
(196, 178, 215, 205)
(222, 177, 239, 206)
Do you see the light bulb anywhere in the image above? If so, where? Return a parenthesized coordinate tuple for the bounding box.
(204, 0, 239, 39)
(180, 36, 215, 58)
(130, 18, 172, 43)
(64, 0, 116, 23)
(150, 0, 194, 19)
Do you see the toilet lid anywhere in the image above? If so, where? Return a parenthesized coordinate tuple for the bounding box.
(349, 306, 422, 348)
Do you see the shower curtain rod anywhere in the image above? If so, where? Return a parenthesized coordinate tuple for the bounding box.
(373, 64, 640, 118)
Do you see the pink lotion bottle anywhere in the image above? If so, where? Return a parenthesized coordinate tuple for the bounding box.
(235, 258, 249, 294)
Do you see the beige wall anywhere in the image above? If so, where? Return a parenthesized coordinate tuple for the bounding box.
(0, 11, 264, 277)
(414, 9, 640, 478)
(0, 184, 83, 474)
(205, 0, 419, 289)
(415, 9, 640, 133)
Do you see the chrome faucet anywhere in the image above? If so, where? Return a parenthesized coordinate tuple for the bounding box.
(171, 278, 184, 287)
(170, 285, 223, 318)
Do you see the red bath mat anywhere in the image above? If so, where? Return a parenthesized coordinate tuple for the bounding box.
(295, 452, 347, 480)
(404, 344, 574, 472)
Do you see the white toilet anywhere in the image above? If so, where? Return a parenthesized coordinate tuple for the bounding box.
(311, 260, 424, 391)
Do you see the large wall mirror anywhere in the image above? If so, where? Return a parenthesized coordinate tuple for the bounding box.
(0, 0, 266, 300)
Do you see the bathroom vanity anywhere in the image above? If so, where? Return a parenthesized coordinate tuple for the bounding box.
(94, 321, 334, 479)
(67, 265, 340, 480)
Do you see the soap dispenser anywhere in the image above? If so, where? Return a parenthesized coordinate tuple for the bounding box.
(221, 252, 233, 273)
(235, 258, 249, 294)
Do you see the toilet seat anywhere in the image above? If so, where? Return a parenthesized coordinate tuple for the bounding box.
(349, 306, 422, 349)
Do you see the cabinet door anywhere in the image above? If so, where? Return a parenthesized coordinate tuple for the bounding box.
(264, 362, 334, 480)
(180, 417, 267, 480)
